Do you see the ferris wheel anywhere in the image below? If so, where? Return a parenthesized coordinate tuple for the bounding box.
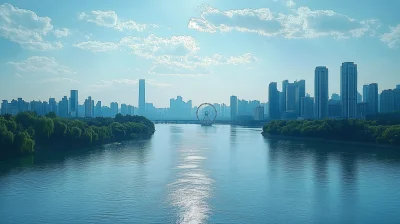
(196, 103, 217, 126)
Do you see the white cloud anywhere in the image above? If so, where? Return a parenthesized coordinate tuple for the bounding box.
(79, 10, 159, 32)
(73, 41, 119, 52)
(188, 5, 379, 39)
(39, 77, 80, 84)
(9, 56, 75, 75)
(74, 34, 199, 56)
(273, 0, 296, 8)
(0, 3, 63, 50)
(381, 24, 400, 48)
(53, 28, 70, 38)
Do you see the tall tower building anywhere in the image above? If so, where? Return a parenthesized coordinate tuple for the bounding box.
(315, 66, 329, 119)
(281, 80, 289, 113)
(69, 90, 79, 117)
(1, 100, 8, 115)
(230, 96, 238, 120)
(341, 62, 358, 118)
(363, 85, 369, 103)
(139, 79, 146, 116)
(269, 82, 280, 120)
(367, 83, 378, 115)
(84, 96, 94, 117)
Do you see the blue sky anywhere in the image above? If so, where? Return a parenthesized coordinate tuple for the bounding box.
(0, 0, 399, 107)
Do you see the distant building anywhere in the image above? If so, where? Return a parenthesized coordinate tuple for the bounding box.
(357, 92, 362, 103)
(84, 96, 94, 117)
(69, 90, 78, 117)
(121, 104, 128, 115)
(396, 85, 400, 90)
(58, 96, 69, 117)
(169, 96, 192, 119)
(95, 101, 102, 117)
(49, 98, 57, 114)
(301, 97, 314, 119)
(328, 99, 342, 118)
(139, 79, 146, 116)
(331, 93, 340, 101)
(283, 80, 305, 117)
(357, 102, 368, 119)
(128, 105, 134, 116)
(363, 85, 369, 103)
(341, 62, 358, 118)
(268, 82, 280, 120)
(380, 89, 400, 113)
(230, 96, 238, 120)
(254, 106, 264, 121)
(315, 66, 329, 119)
(110, 102, 119, 117)
(1, 100, 8, 115)
(281, 80, 289, 113)
(366, 83, 378, 115)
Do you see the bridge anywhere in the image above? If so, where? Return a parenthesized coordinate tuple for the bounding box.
(151, 120, 269, 126)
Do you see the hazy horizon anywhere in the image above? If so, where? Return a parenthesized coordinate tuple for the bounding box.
(0, 0, 399, 107)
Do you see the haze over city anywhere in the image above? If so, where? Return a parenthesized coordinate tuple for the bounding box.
(0, 0, 400, 108)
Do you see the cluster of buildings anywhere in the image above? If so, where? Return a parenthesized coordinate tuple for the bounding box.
(1, 64, 399, 121)
(267, 62, 400, 120)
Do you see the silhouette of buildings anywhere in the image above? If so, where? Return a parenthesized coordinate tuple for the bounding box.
(268, 82, 280, 120)
(139, 79, 146, 116)
(230, 96, 238, 120)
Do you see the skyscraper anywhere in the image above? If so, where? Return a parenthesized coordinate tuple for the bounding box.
(396, 85, 400, 90)
(84, 96, 94, 117)
(95, 101, 102, 117)
(230, 96, 238, 120)
(70, 90, 78, 117)
(341, 62, 358, 118)
(380, 90, 394, 113)
(281, 80, 289, 113)
(110, 102, 119, 117)
(367, 83, 378, 115)
(363, 84, 369, 103)
(58, 96, 69, 117)
(286, 83, 297, 112)
(315, 66, 329, 119)
(139, 79, 146, 116)
(268, 82, 280, 119)
(1, 100, 8, 115)
(301, 96, 314, 119)
(295, 80, 306, 116)
(49, 98, 57, 114)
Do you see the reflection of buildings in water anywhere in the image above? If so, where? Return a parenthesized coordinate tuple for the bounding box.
(339, 153, 358, 187)
(314, 152, 329, 184)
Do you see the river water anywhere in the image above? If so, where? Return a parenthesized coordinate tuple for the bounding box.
(1, 124, 400, 224)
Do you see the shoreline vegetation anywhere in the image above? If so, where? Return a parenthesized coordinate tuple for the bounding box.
(262, 119, 400, 147)
(0, 112, 155, 159)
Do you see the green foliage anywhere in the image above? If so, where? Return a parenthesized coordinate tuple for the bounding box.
(263, 119, 400, 146)
(0, 113, 155, 159)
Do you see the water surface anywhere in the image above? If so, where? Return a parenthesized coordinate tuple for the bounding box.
(1, 124, 400, 223)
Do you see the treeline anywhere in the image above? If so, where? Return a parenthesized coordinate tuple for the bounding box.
(0, 112, 155, 158)
(263, 119, 400, 146)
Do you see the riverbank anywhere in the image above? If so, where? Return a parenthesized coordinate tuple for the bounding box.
(262, 119, 400, 147)
(0, 113, 155, 159)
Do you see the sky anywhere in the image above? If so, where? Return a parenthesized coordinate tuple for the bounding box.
(0, 0, 399, 108)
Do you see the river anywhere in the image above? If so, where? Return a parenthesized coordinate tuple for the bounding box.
(1, 124, 400, 224)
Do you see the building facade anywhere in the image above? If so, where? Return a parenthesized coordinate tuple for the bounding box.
(138, 79, 146, 116)
(315, 66, 329, 119)
(69, 90, 78, 117)
(340, 62, 358, 118)
(230, 96, 238, 120)
(268, 82, 280, 120)
(367, 83, 378, 115)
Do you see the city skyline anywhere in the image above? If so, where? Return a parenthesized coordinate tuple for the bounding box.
(0, 1, 399, 107)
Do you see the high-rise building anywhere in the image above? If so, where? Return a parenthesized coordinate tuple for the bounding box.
(340, 62, 358, 118)
(286, 83, 297, 112)
(281, 80, 289, 113)
(58, 96, 69, 117)
(84, 96, 94, 117)
(268, 82, 280, 119)
(301, 96, 314, 119)
(254, 106, 264, 121)
(296, 80, 306, 116)
(366, 83, 378, 115)
(396, 85, 400, 90)
(49, 98, 57, 114)
(283, 80, 305, 117)
(363, 85, 369, 103)
(110, 102, 119, 117)
(17, 98, 25, 113)
(95, 101, 102, 117)
(357, 102, 369, 119)
(70, 90, 78, 117)
(357, 92, 362, 103)
(169, 96, 192, 119)
(128, 105, 134, 116)
(230, 96, 238, 120)
(380, 89, 400, 113)
(121, 104, 128, 115)
(315, 66, 329, 119)
(139, 79, 146, 116)
(1, 100, 8, 115)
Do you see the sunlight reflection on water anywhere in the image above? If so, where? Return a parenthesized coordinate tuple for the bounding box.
(168, 153, 213, 224)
